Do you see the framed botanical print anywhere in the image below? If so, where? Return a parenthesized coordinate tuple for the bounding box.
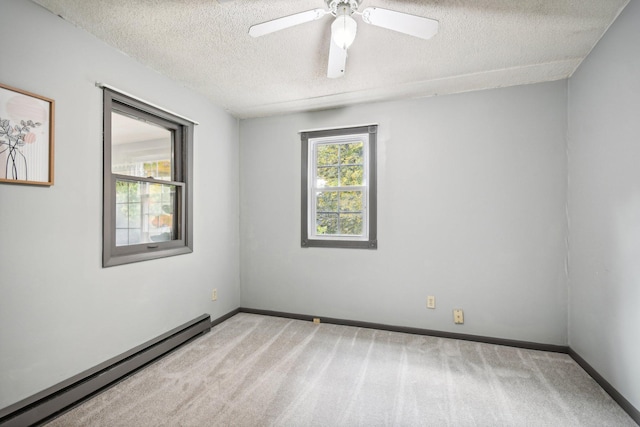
(0, 83, 55, 186)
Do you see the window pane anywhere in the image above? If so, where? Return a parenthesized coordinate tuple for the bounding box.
(317, 191, 338, 212)
(339, 213, 363, 235)
(128, 203, 141, 226)
(143, 161, 171, 180)
(128, 229, 142, 245)
(116, 181, 129, 203)
(317, 166, 338, 187)
(115, 229, 129, 246)
(128, 181, 141, 202)
(115, 181, 141, 203)
(115, 179, 178, 246)
(115, 203, 129, 228)
(340, 142, 364, 165)
(340, 165, 364, 186)
(339, 191, 363, 212)
(317, 144, 339, 166)
(316, 213, 339, 235)
(111, 112, 173, 180)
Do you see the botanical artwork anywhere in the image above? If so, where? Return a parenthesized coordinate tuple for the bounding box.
(0, 84, 54, 185)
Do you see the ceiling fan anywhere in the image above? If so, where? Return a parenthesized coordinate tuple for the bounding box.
(249, 0, 438, 78)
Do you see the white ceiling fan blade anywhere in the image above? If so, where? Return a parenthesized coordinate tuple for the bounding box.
(327, 39, 347, 78)
(249, 9, 327, 37)
(361, 7, 439, 40)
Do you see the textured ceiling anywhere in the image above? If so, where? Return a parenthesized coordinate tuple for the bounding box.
(33, 0, 628, 118)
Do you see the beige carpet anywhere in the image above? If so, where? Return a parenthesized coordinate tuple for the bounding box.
(46, 313, 636, 426)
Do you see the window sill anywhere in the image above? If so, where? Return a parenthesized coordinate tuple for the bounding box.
(301, 239, 377, 249)
(103, 246, 193, 267)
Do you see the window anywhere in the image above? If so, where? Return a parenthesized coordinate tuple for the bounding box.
(103, 89, 193, 267)
(301, 125, 377, 249)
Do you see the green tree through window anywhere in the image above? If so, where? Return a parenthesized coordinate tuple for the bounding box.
(301, 125, 377, 249)
(315, 141, 364, 236)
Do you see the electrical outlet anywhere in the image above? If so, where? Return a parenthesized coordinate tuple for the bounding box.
(211, 289, 218, 301)
(427, 296, 436, 309)
(453, 309, 464, 324)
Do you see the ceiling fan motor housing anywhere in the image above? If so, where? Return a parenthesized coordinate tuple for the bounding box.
(327, 0, 361, 15)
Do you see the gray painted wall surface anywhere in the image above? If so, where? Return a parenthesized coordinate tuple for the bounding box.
(240, 81, 568, 346)
(568, 0, 640, 411)
(0, 0, 240, 408)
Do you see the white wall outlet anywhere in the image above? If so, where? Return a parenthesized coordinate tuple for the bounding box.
(211, 289, 218, 301)
(427, 295, 436, 309)
(453, 309, 464, 324)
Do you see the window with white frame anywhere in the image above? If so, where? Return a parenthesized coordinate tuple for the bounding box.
(301, 125, 377, 249)
(102, 89, 193, 267)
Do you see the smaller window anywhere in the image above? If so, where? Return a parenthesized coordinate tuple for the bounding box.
(301, 125, 377, 249)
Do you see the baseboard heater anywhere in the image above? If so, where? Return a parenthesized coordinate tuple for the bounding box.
(0, 314, 211, 427)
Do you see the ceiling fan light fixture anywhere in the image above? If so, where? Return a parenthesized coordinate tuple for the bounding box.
(250, 0, 438, 79)
(331, 11, 357, 49)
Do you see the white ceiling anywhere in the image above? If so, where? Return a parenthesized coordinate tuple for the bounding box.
(33, 0, 628, 119)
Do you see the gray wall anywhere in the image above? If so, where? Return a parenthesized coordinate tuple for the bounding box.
(0, 1, 240, 408)
(568, 0, 640, 411)
(240, 81, 569, 345)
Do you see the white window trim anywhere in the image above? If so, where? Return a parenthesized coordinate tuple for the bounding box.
(301, 125, 377, 249)
(308, 133, 370, 241)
